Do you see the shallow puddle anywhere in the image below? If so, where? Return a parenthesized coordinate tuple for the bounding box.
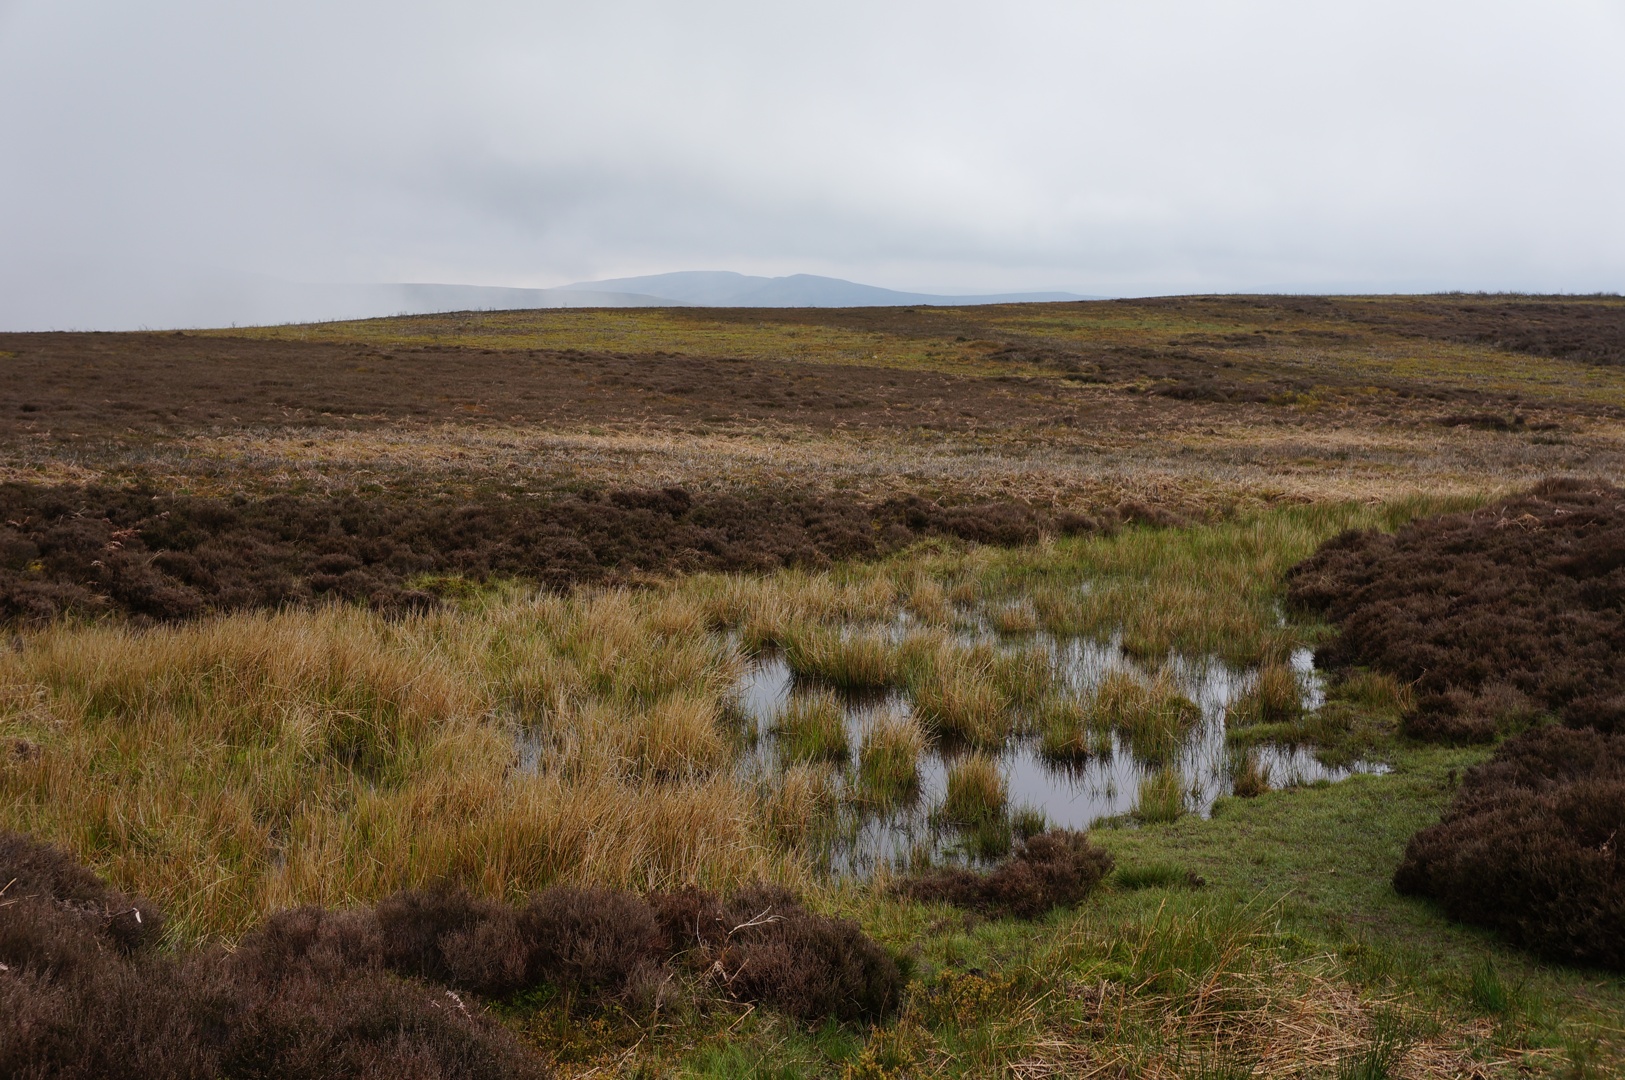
(732, 627, 1382, 875)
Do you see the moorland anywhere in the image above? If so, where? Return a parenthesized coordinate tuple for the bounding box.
(2, 295, 1623, 1078)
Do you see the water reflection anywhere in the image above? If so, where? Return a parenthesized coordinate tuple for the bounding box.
(732, 629, 1382, 875)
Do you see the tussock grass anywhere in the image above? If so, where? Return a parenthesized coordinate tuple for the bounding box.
(856, 708, 925, 804)
(989, 601, 1038, 635)
(0, 601, 786, 940)
(1037, 695, 1111, 763)
(941, 754, 1007, 825)
(1136, 767, 1188, 823)
(904, 577, 953, 626)
(1094, 668, 1202, 761)
(773, 689, 850, 763)
(1228, 748, 1272, 798)
(909, 660, 1012, 748)
(987, 644, 1057, 710)
(781, 625, 900, 691)
(1227, 663, 1306, 728)
(1115, 861, 1202, 890)
(760, 763, 838, 846)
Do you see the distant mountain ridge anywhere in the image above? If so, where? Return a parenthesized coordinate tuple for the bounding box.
(0, 271, 1094, 332)
(547, 270, 1090, 307)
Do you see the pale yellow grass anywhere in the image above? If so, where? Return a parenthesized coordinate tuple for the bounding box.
(0, 594, 777, 941)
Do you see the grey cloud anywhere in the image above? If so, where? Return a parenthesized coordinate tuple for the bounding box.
(2, 1, 1622, 329)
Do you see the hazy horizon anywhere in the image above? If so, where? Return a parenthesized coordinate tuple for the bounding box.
(3, 1, 1623, 330)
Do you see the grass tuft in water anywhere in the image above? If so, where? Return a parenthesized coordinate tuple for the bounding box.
(772, 689, 850, 763)
(941, 753, 1007, 825)
(1136, 766, 1187, 823)
(1094, 669, 1201, 761)
(910, 658, 1012, 748)
(781, 625, 899, 690)
(1228, 748, 1272, 798)
(1227, 663, 1306, 728)
(856, 708, 925, 804)
(1036, 695, 1111, 763)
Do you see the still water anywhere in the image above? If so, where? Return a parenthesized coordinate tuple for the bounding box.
(732, 627, 1381, 875)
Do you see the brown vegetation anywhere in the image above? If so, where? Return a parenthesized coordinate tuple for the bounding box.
(1393, 726, 1625, 969)
(895, 830, 1114, 918)
(0, 481, 1098, 622)
(0, 830, 904, 1077)
(1287, 478, 1625, 741)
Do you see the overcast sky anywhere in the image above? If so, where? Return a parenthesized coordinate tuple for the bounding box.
(3, 1, 1624, 329)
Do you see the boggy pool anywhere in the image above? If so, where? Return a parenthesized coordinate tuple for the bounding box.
(731, 625, 1383, 875)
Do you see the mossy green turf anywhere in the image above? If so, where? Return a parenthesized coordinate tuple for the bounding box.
(635, 744, 1624, 1078)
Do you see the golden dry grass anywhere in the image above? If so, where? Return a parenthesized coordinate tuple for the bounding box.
(0, 595, 781, 941)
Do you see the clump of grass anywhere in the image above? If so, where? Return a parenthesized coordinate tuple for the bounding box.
(857, 709, 925, 804)
(1093, 669, 1201, 761)
(1334, 668, 1414, 716)
(940, 754, 1007, 825)
(1228, 748, 1272, 798)
(1037, 695, 1111, 763)
(773, 689, 850, 763)
(1467, 956, 1518, 1016)
(904, 578, 952, 626)
(1136, 767, 1187, 823)
(1227, 663, 1306, 728)
(626, 693, 728, 778)
(1011, 805, 1048, 840)
(910, 665, 1011, 748)
(1116, 861, 1203, 890)
(762, 763, 838, 846)
(989, 601, 1038, 635)
(782, 625, 900, 691)
(987, 644, 1057, 710)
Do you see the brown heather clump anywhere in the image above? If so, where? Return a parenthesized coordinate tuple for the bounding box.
(0, 830, 904, 1076)
(1393, 726, 1625, 969)
(895, 830, 1114, 919)
(0, 831, 548, 1080)
(0, 482, 1086, 624)
(1287, 478, 1625, 741)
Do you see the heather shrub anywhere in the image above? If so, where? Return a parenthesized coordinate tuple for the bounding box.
(1393, 726, 1625, 969)
(896, 829, 1114, 918)
(0, 833, 544, 1080)
(1288, 479, 1625, 741)
(0, 830, 906, 1077)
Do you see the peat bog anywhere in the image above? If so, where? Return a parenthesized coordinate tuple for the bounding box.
(4, 295, 1625, 1077)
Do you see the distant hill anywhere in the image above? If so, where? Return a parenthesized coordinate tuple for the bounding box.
(0, 272, 1094, 332)
(548, 271, 1090, 307)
